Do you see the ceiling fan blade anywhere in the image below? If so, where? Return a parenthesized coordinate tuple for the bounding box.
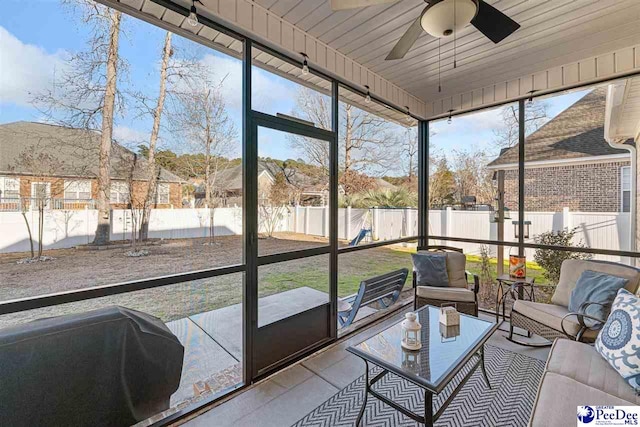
(331, 0, 399, 11)
(471, 0, 520, 44)
(385, 17, 424, 60)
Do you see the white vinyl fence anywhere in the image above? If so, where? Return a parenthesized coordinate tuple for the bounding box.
(0, 206, 632, 262)
(429, 208, 631, 262)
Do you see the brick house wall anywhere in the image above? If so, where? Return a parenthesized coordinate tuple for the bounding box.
(502, 160, 629, 212)
(3, 175, 183, 209)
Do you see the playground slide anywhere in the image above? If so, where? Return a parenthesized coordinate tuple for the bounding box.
(349, 229, 371, 246)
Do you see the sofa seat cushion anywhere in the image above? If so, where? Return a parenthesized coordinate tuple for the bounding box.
(416, 285, 475, 303)
(529, 372, 635, 427)
(552, 259, 640, 307)
(545, 339, 640, 404)
(513, 300, 598, 340)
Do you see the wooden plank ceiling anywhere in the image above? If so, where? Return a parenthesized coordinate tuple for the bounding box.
(247, 0, 640, 103)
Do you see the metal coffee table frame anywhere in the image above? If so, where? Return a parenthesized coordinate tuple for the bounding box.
(347, 318, 497, 426)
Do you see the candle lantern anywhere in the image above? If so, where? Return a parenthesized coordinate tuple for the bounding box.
(401, 348, 420, 374)
(512, 220, 532, 239)
(401, 312, 422, 350)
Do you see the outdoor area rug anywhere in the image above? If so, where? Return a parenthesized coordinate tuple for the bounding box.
(291, 345, 544, 426)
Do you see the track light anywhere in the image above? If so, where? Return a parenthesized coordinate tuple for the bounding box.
(301, 53, 309, 75)
(447, 109, 454, 124)
(527, 90, 535, 105)
(187, 1, 198, 26)
(364, 85, 371, 103)
(405, 106, 411, 123)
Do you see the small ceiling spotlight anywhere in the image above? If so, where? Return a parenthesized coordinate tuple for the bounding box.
(447, 109, 454, 124)
(364, 85, 371, 103)
(187, 0, 199, 26)
(527, 90, 535, 105)
(300, 53, 309, 75)
(405, 106, 411, 123)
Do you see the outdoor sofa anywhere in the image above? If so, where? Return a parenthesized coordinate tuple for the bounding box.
(529, 338, 640, 426)
(510, 259, 640, 345)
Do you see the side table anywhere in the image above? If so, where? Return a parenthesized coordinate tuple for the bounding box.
(495, 274, 535, 336)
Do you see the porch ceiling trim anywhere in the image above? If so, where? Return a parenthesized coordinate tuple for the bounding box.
(427, 43, 640, 120)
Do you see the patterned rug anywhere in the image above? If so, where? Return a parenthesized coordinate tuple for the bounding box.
(292, 345, 544, 426)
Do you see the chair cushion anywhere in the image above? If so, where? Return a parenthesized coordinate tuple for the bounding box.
(546, 338, 640, 404)
(552, 259, 640, 307)
(412, 253, 449, 287)
(416, 286, 475, 303)
(512, 300, 598, 339)
(568, 270, 628, 327)
(595, 289, 640, 394)
(417, 250, 467, 288)
(529, 372, 634, 427)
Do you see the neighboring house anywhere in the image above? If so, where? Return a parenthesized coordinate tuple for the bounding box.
(0, 121, 185, 210)
(488, 88, 633, 212)
(192, 160, 399, 208)
(193, 160, 330, 207)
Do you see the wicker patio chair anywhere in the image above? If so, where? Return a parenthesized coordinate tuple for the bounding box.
(509, 259, 640, 346)
(413, 246, 480, 316)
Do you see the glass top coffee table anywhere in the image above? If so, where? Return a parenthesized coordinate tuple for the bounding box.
(347, 305, 497, 426)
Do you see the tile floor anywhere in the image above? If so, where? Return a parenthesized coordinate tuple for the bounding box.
(179, 306, 550, 427)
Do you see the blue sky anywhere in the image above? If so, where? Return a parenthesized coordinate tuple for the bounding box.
(0, 0, 591, 173)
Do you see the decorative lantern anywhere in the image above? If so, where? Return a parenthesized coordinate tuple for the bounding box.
(439, 305, 460, 326)
(401, 348, 420, 374)
(509, 246, 526, 278)
(439, 323, 460, 342)
(512, 220, 532, 239)
(401, 312, 422, 350)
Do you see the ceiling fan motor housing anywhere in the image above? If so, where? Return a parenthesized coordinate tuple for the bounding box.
(421, 0, 479, 38)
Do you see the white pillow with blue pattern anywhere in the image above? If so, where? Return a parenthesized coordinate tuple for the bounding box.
(595, 289, 640, 394)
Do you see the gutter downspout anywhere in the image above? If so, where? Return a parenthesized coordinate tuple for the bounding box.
(605, 84, 637, 264)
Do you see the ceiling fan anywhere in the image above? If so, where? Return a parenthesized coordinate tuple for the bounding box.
(330, 0, 520, 60)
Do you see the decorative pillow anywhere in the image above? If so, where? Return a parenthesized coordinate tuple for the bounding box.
(412, 253, 449, 288)
(569, 270, 628, 327)
(595, 289, 640, 394)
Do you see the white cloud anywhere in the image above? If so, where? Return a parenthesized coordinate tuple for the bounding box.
(0, 26, 67, 106)
(192, 53, 295, 112)
(113, 125, 150, 149)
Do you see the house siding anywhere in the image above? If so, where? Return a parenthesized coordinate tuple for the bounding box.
(503, 161, 629, 212)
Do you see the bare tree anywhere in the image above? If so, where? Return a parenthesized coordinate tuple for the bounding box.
(451, 149, 495, 205)
(289, 88, 397, 191)
(169, 71, 237, 244)
(259, 171, 291, 237)
(33, 1, 127, 246)
(138, 32, 173, 241)
(493, 101, 548, 150)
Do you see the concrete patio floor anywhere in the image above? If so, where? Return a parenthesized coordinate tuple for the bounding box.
(166, 286, 378, 406)
(179, 306, 551, 427)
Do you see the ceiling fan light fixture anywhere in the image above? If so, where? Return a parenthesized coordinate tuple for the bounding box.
(420, 0, 477, 38)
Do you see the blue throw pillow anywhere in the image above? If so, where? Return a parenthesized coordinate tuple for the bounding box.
(595, 289, 640, 394)
(412, 253, 449, 287)
(569, 270, 628, 328)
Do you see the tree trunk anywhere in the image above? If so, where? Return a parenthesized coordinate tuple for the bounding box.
(140, 32, 172, 241)
(344, 105, 352, 176)
(92, 10, 121, 246)
(21, 211, 34, 258)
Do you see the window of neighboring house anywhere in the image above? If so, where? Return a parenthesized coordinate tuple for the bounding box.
(0, 176, 20, 201)
(64, 180, 92, 200)
(155, 183, 170, 204)
(110, 181, 130, 204)
(621, 166, 631, 212)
